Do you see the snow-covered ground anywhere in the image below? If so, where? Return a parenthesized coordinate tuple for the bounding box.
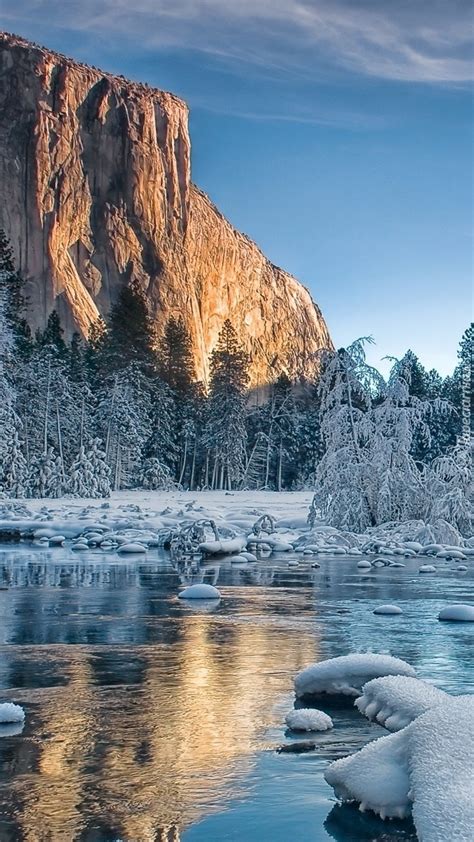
(1, 490, 473, 557)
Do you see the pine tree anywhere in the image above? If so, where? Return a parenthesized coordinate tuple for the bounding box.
(29, 447, 65, 498)
(106, 281, 157, 374)
(0, 229, 32, 356)
(159, 317, 195, 394)
(69, 439, 111, 498)
(1, 428, 28, 498)
(37, 310, 68, 359)
(95, 363, 152, 490)
(139, 457, 177, 490)
(204, 320, 249, 490)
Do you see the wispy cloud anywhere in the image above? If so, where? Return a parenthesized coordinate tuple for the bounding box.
(3, 0, 473, 83)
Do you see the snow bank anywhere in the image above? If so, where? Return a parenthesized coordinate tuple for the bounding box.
(178, 584, 221, 600)
(325, 695, 474, 839)
(0, 702, 25, 723)
(355, 676, 448, 731)
(438, 604, 474, 622)
(285, 708, 333, 732)
(294, 654, 416, 699)
(409, 696, 474, 841)
(325, 724, 411, 820)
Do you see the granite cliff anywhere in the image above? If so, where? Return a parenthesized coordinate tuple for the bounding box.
(0, 32, 332, 385)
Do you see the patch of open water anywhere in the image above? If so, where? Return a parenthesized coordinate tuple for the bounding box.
(0, 544, 472, 841)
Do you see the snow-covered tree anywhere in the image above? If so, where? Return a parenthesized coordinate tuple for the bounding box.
(138, 457, 177, 491)
(1, 429, 29, 498)
(203, 320, 249, 490)
(69, 439, 111, 498)
(96, 364, 152, 490)
(310, 339, 384, 531)
(29, 447, 65, 498)
(424, 444, 472, 537)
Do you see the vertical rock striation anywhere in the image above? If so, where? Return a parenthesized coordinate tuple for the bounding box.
(0, 32, 332, 385)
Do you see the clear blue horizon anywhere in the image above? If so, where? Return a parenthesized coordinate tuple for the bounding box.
(3, 1, 473, 376)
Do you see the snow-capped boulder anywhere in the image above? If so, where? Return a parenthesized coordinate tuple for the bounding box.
(48, 535, 66, 546)
(285, 708, 333, 732)
(355, 675, 448, 731)
(436, 549, 466, 560)
(402, 541, 423, 553)
(373, 605, 403, 615)
(438, 604, 474, 622)
(325, 695, 474, 840)
(0, 702, 25, 723)
(357, 560, 371, 569)
(294, 654, 416, 699)
(199, 537, 246, 556)
(178, 584, 221, 600)
(325, 724, 411, 820)
(117, 542, 147, 553)
(240, 552, 257, 562)
(419, 564, 436, 573)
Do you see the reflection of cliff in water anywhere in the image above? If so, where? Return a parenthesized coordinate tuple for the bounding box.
(0, 551, 318, 840)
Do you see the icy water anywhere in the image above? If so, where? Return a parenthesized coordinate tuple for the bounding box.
(0, 546, 472, 842)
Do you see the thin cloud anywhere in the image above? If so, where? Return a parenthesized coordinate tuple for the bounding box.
(3, 0, 473, 83)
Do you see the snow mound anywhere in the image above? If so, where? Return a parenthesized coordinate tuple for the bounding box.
(117, 542, 147, 553)
(410, 696, 474, 841)
(419, 564, 436, 573)
(357, 560, 371, 569)
(0, 702, 25, 723)
(178, 584, 221, 600)
(325, 696, 474, 839)
(294, 654, 416, 699)
(199, 537, 245, 556)
(355, 676, 448, 731)
(285, 708, 333, 732)
(373, 605, 403, 615)
(325, 724, 411, 820)
(438, 604, 474, 622)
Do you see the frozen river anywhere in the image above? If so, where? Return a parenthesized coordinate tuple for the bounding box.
(0, 543, 472, 841)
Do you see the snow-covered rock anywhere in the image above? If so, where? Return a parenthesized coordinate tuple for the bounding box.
(436, 549, 466, 560)
(438, 604, 474, 622)
(355, 675, 448, 731)
(239, 552, 257, 562)
(178, 584, 221, 600)
(357, 560, 371, 569)
(419, 564, 436, 573)
(285, 708, 333, 732)
(402, 541, 423, 553)
(373, 605, 403, 615)
(0, 702, 25, 723)
(117, 542, 147, 553)
(199, 538, 245, 555)
(325, 695, 474, 839)
(410, 696, 474, 841)
(294, 654, 416, 699)
(325, 724, 411, 820)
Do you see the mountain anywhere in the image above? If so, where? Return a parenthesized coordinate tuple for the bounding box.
(0, 32, 332, 385)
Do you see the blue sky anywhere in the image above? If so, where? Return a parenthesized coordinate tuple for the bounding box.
(3, 1, 473, 375)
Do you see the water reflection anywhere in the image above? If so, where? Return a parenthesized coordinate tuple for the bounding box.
(0, 546, 472, 841)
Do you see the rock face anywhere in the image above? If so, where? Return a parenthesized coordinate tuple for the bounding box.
(0, 32, 333, 385)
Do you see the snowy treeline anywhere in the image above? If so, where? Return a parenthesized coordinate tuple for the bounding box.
(310, 337, 472, 536)
(0, 230, 471, 528)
